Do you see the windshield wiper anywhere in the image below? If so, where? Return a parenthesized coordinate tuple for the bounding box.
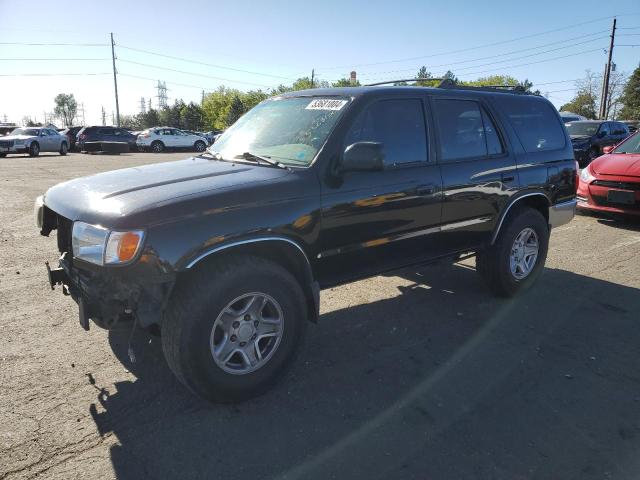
(235, 152, 291, 171)
(196, 150, 223, 160)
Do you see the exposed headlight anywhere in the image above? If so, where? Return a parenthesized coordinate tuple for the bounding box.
(34, 195, 44, 229)
(580, 166, 595, 183)
(72, 221, 144, 265)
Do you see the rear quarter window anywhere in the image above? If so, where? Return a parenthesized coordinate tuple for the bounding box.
(496, 97, 565, 152)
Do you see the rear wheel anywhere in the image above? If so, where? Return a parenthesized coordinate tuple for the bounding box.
(162, 255, 307, 403)
(28, 142, 40, 157)
(59, 142, 68, 156)
(194, 140, 206, 152)
(476, 207, 549, 297)
(151, 141, 164, 153)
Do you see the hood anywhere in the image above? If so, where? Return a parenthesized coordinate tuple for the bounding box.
(43, 156, 290, 225)
(591, 153, 640, 177)
(1, 134, 36, 141)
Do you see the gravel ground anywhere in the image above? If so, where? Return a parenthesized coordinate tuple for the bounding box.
(1, 151, 640, 480)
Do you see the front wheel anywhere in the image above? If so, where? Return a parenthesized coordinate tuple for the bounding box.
(476, 207, 549, 297)
(28, 142, 40, 157)
(162, 255, 307, 403)
(59, 142, 68, 156)
(151, 141, 164, 153)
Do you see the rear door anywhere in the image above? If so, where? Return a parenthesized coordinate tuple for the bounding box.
(317, 95, 443, 286)
(433, 97, 518, 251)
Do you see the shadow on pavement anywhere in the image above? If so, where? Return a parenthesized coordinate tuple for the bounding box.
(92, 263, 640, 480)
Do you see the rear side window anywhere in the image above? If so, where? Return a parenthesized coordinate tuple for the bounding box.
(497, 97, 565, 152)
(345, 98, 428, 166)
(433, 99, 504, 161)
(98, 128, 113, 135)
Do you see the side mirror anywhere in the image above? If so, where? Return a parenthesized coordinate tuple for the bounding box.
(602, 145, 614, 154)
(340, 142, 384, 173)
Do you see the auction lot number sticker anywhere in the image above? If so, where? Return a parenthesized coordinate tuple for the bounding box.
(306, 99, 348, 110)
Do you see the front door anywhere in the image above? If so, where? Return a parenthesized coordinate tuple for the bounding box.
(317, 96, 443, 287)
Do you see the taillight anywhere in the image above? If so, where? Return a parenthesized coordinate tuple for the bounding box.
(79, 134, 86, 140)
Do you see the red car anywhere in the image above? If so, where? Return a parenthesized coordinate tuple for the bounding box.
(577, 132, 640, 216)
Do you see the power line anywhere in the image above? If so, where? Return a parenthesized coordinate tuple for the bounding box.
(119, 72, 215, 91)
(355, 48, 604, 84)
(353, 33, 609, 79)
(0, 58, 109, 61)
(117, 44, 296, 81)
(319, 15, 620, 70)
(117, 58, 274, 88)
(532, 78, 582, 86)
(0, 42, 108, 46)
(0, 72, 110, 77)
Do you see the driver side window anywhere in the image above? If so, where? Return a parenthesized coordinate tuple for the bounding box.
(344, 98, 428, 166)
(598, 123, 610, 137)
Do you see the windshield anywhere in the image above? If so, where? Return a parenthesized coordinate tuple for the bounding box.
(210, 96, 350, 166)
(11, 128, 39, 136)
(613, 132, 640, 154)
(566, 123, 599, 136)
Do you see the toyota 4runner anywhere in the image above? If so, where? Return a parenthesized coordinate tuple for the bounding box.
(35, 82, 577, 403)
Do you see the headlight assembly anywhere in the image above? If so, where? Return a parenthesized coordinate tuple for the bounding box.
(72, 221, 144, 265)
(580, 166, 595, 183)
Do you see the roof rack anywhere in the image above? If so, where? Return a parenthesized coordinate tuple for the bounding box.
(364, 77, 528, 94)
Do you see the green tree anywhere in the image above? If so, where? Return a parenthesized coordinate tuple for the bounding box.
(53, 93, 77, 127)
(203, 86, 242, 130)
(180, 102, 203, 130)
(226, 95, 246, 126)
(415, 66, 438, 87)
(618, 65, 640, 120)
(332, 78, 361, 87)
(139, 108, 160, 129)
(560, 89, 598, 119)
(242, 90, 269, 110)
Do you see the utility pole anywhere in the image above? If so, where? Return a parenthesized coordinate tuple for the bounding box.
(78, 102, 86, 125)
(311, 69, 315, 88)
(598, 18, 616, 119)
(101, 106, 106, 126)
(110, 32, 121, 127)
(111, 111, 115, 125)
(140, 97, 146, 114)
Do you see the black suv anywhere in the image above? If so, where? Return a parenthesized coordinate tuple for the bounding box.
(76, 126, 138, 152)
(566, 120, 630, 167)
(35, 84, 577, 403)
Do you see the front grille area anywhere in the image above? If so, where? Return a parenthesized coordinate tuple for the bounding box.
(592, 180, 640, 191)
(591, 195, 640, 210)
(56, 215, 73, 254)
(0, 140, 14, 148)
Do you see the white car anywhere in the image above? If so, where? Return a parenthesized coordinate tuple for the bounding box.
(136, 127, 208, 153)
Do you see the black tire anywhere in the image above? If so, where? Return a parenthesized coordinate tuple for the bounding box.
(151, 141, 164, 153)
(28, 142, 40, 157)
(476, 207, 549, 297)
(59, 142, 68, 156)
(194, 140, 206, 152)
(162, 255, 308, 403)
(0, 153, 6, 158)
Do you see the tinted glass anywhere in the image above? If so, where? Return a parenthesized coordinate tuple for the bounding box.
(598, 123, 610, 136)
(345, 98, 428, 166)
(613, 132, 640, 154)
(481, 108, 504, 155)
(496, 97, 565, 152)
(434, 99, 489, 161)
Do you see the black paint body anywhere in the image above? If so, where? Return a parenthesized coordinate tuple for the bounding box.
(40, 86, 577, 327)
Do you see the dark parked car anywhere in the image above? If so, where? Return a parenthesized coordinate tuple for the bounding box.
(567, 120, 630, 167)
(62, 126, 83, 151)
(76, 126, 138, 152)
(621, 120, 639, 134)
(35, 83, 576, 403)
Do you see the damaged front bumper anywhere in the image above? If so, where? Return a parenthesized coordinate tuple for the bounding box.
(46, 253, 175, 331)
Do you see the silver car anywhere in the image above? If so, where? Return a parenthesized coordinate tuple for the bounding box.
(0, 127, 69, 157)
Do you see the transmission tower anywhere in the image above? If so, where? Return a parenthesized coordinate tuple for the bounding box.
(156, 81, 168, 109)
(101, 106, 106, 126)
(78, 103, 86, 125)
(139, 97, 146, 114)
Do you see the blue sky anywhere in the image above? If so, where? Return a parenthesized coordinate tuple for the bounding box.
(1, 0, 639, 125)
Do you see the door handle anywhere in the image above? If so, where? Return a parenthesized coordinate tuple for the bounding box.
(501, 173, 515, 183)
(415, 184, 436, 195)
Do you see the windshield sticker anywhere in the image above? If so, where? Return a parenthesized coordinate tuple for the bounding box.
(306, 99, 348, 111)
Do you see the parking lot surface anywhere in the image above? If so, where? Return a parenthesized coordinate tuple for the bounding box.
(1, 151, 640, 480)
